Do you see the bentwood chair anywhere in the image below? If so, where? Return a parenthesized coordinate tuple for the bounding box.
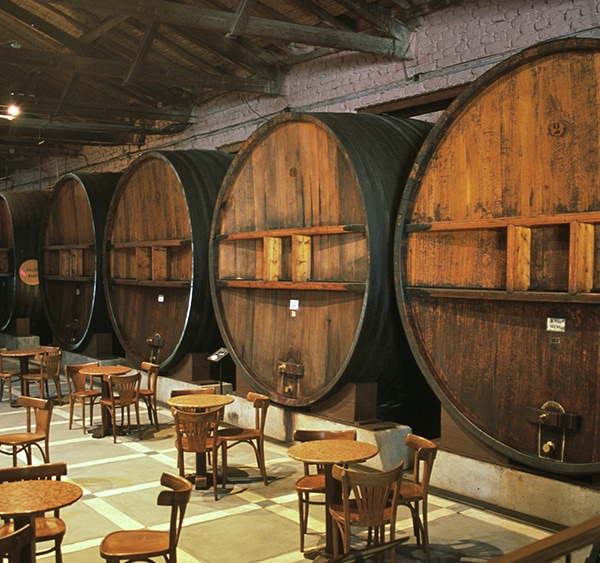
(99, 471, 192, 563)
(0, 396, 53, 465)
(0, 462, 68, 562)
(293, 429, 357, 552)
(329, 462, 405, 562)
(173, 407, 224, 500)
(65, 362, 101, 433)
(0, 347, 20, 404)
(100, 372, 142, 443)
(219, 392, 270, 485)
(140, 361, 160, 429)
(0, 522, 34, 562)
(23, 350, 63, 405)
(398, 433, 438, 560)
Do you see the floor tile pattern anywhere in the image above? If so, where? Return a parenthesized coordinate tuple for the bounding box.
(0, 373, 588, 562)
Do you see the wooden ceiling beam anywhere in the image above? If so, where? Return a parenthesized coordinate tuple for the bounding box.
(394, 0, 463, 21)
(173, 27, 281, 81)
(123, 21, 161, 86)
(333, 0, 409, 39)
(79, 15, 128, 45)
(227, 0, 258, 38)
(39, 0, 411, 58)
(0, 45, 282, 95)
(282, 0, 355, 31)
(5, 94, 191, 122)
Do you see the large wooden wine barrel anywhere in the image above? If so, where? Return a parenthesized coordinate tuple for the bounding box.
(210, 112, 437, 430)
(39, 172, 121, 350)
(0, 190, 51, 337)
(104, 150, 233, 370)
(396, 38, 600, 474)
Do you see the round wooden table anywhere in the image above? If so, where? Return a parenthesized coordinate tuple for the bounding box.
(288, 439, 379, 556)
(167, 393, 234, 411)
(78, 365, 131, 438)
(0, 479, 83, 563)
(78, 364, 131, 378)
(168, 393, 234, 489)
(0, 349, 41, 407)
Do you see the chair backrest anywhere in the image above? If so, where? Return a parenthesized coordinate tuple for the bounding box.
(16, 396, 53, 435)
(65, 362, 100, 393)
(38, 346, 61, 354)
(40, 350, 62, 378)
(35, 346, 61, 363)
(0, 461, 67, 483)
(141, 361, 159, 393)
(156, 472, 193, 560)
(108, 372, 141, 407)
(170, 387, 216, 398)
(0, 523, 34, 561)
(173, 408, 221, 453)
(0, 347, 7, 372)
(247, 392, 269, 432)
(405, 433, 437, 495)
(332, 461, 404, 528)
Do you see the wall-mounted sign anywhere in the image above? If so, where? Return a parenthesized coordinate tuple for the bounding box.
(19, 259, 39, 286)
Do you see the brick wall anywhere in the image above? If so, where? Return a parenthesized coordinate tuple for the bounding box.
(9, 0, 600, 190)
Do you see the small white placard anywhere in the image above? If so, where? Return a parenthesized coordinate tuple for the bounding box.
(547, 317, 566, 332)
(289, 299, 299, 311)
(158, 294, 165, 303)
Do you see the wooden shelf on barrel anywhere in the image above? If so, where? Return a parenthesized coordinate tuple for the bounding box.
(216, 224, 367, 293)
(405, 210, 600, 304)
(42, 243, 95, 282)
(108, 238, 192, 288)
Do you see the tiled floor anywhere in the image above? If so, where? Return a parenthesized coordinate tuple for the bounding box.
(0, 375, 584, 562)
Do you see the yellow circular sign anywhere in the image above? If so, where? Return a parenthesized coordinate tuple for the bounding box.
(19, 259, 39, 286)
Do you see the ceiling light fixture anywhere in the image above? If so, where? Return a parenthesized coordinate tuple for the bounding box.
(7, 103, 19, 118)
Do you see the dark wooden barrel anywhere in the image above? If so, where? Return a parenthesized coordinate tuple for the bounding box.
(104, 150, 233, 370)
(210, 112, 437, 431)
(396, 38, 600, 474)
(0, 190, 51, 337)
(39, 172, 121, 350)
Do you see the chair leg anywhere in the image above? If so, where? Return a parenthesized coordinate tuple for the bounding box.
(212, 447, 218, 501)
(297, 492, 306, 552)
(81, 402, 87, 434)
(54, 536, 63, 563)
(100, 405, 107, 439)
(221, 442, 227, 488)
(177, 448, 185, 476)
(332, 518, 342, 557)
(255, 438, 268, 485)
(111, 407, 118, 443)
(421, 500, 430, 561)
(68, 401, 74, 430)
(151, 398, 159, 429)
(135, 403, 142, 439)
(54, 376, 63, 405)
